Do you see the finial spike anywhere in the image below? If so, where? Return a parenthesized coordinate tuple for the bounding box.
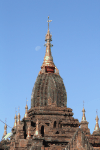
(47, 16, 52, 30)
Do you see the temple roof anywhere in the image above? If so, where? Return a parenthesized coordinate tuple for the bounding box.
(31, 73, 67, 107)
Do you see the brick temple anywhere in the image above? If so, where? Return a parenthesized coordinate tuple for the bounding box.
(0, 16, 100, 150)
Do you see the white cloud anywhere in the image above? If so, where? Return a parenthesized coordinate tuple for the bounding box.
(35, 46, 41, 51)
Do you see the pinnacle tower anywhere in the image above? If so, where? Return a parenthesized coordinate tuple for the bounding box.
(2, 122, 7, 138)
(82, 101, 86, 121)
(94, 111, 99, 131)
(24, 99, 28, 118)
(31, 16, 67, 108)
(80, 101, 90, 135)
(14, 114, 17, 128)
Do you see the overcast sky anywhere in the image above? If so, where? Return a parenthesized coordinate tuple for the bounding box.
(0, 0, 100, 140)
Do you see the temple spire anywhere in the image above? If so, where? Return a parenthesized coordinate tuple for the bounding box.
(14, 108, 17, 127)
(17, 107, 21, 125)
(41, 16, 55, 73)
(27, 124, 31, 139)
(24, 98, 28, 118)
(34, 119, 41, 137)
(82, 101, 86, 121)
(94, 110, 99, 131)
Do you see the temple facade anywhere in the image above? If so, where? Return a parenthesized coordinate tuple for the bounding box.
(0, 16, 100, 150)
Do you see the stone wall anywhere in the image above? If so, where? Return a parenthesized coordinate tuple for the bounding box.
(65, 128, 94, 150)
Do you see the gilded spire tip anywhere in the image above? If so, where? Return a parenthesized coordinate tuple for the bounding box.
(41, 16, 55, 73)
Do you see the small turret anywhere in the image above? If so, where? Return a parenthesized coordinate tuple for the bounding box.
(24, 99, 28, 118)
(2, 119, 7, 139)
(3, 123, 7, 137)
(27, 124, 31, 139)
(17, 107, 21, 125)
(94, 110, 99, 131)
(14, 114, 17, 127)
(82, 106, 86, 121)
(80, 101, 90, 135)
(17, 113, 20, 125)
(92, 110, 100, 136)
(34, 119, 41, 138)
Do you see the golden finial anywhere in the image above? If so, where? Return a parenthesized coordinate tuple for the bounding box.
(25, 98, 28, 118)
(82, 101, 86, 121)
(41, 16, 55, 73)
(94, 109, 99, 131)
(47, 16, 52, 30)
